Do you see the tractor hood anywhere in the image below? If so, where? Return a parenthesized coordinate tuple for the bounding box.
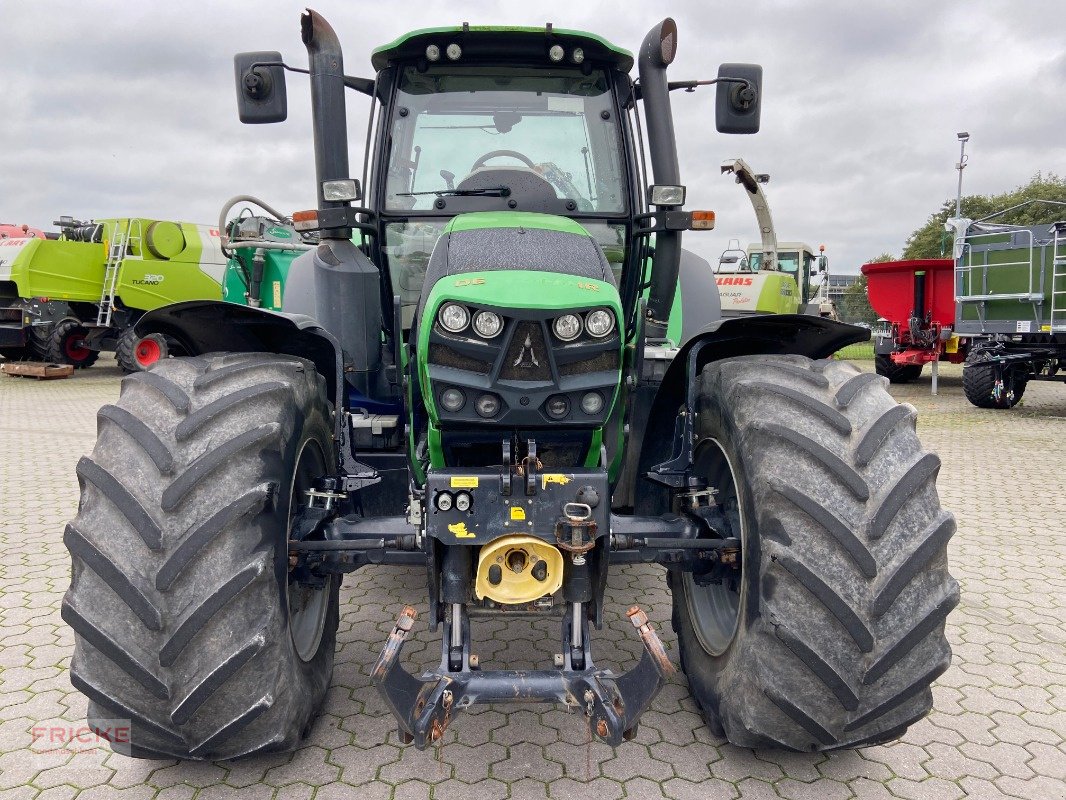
(415, 212, 623, 449)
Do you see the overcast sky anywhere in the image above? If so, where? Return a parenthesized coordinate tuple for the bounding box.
(2, 1, 1064, 273)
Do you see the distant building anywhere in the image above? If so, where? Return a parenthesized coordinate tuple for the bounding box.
(825, 273, 860, 305)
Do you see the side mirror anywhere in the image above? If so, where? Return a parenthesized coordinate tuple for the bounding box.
(715, 63, 762, 134)
(234, 51, 287, 124)
(818, 255, 828, 272)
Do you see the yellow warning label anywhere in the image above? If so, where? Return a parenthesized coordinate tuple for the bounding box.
(272, 281, 282, 308)
(448, 522, 475, 539)
(1042, 324, 1052, 333)
(510, 506, 526, 521)
(451, 476, 479, 489)
(542, 474, 571, 489)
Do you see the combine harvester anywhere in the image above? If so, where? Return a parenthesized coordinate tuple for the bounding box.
(0, 216, 227, 370)
(866, 134, 1066, 407)
(715, 158, 835, 318)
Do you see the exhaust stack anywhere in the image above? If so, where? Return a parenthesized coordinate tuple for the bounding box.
(302, 9, 352, 239)
(638, 19, 683, 339)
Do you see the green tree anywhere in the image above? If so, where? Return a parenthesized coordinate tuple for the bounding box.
(902, 173, 1066, 259)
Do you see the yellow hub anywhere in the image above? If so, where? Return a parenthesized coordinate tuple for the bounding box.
(474, 534, 564, 605)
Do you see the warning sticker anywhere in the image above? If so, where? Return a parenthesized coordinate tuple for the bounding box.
(510, 506, 526, 521)
(542, 474, 571, 489)
(451, 476, 479, 489)
(448, 522, 475, 538)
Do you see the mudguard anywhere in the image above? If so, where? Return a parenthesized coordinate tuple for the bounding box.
(135, 300, 343, 410)
(625, 314, 869, 514)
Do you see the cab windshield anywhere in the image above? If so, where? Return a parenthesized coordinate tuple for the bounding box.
(384, 65, 626, 213)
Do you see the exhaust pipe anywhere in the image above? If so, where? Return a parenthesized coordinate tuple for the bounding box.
(302, 9, 352, 239)
(638, 19, 683, 339)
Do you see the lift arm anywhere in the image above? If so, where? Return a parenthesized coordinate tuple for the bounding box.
(721, 158, 777, 272)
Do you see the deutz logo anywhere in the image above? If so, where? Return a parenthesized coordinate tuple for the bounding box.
(513, 334, 539, 369)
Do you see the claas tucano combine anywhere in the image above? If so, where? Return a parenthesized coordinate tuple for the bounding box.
(63, 11, 958, 759)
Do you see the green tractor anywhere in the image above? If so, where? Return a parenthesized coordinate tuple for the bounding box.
(63, 12, 958, 759)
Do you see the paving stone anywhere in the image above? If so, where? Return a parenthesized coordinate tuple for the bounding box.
(1, 356, 1063, 798)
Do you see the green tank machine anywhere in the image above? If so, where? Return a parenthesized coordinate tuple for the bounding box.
(0, 216, 227, 370)
(63, 12, 957, 760)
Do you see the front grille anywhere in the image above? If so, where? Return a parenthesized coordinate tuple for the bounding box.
(499, 321, 552, 381)
(559, 350, 620, 376)
(428, 343, 492, 374)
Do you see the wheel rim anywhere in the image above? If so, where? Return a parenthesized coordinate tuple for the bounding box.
(64, 330, 91, 361)
(134, 337, 162, 368)
(286, 438, 331, 662)
(682, 438, 746, 656)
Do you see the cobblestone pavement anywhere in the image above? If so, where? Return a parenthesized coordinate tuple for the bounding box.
(1, 358, 1064, 799)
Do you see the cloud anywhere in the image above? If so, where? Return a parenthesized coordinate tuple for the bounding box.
(1, 0, 1063, 273)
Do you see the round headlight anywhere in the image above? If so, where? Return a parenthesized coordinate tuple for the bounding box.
(549, 44, 565, 62)
(545, 395, 570, 419)
(473, 310, 503, 338)
(446, 43, 462, 60)
(440, 388, 465, 413)
(585, 308, 615, 337)
(438, 303, 469, 333)
(572, 47, 585, 64)
(425, 44, 441, 61)
(436, 492, 453, 511)
(553, 314, 582, 341)
(580, 392, 604, 415)
(475, 393, 501, 418)
(454, 491, 472, 512)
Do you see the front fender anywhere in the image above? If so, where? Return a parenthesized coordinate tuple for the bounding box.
(624, 314, 868, 514)
(135, 300, 344, 408)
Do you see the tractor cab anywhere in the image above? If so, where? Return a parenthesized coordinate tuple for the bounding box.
(372, 28, 635, 328)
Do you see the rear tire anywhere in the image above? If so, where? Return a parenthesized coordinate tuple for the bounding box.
(963, 357, 1027, 409)
(63, 352, 338, 759)
(875, 354, 922, 384)
(670, 354, 958, 750)
(48, 318, 99, 368)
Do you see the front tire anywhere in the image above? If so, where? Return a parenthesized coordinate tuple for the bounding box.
(63, 352, 338, 759)
(671, 354, 958, 750)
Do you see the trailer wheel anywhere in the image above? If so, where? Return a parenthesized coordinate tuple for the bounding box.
(48, 318, 99, 368)
(670, 354, 958, 750)
(875, 354, 922, 384)
(116, 328, 170, 373)
(963, 359, 1027, 409)
(63, 352, 338, 759)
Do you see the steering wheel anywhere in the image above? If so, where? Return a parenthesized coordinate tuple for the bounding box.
(469, 150, 538, 172)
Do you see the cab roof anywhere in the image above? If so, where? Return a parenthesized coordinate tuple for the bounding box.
(371, 25, 634, 73)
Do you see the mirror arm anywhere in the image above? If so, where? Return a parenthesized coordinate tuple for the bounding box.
(249, 61, 375, 96)
(635, 77, 754, 99)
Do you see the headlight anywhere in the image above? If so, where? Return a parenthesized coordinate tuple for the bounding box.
(438, 303, 469, 333)
(545, 395, 570, 419)
(585, 308, 615, 337)
(473, 310, 503, 338)
(436, 492, 453, 511)
(440, 388, 465, 412)
(580, 392, 604, 415)
(454, 492, 472, 512)
(553, 314, 582, 341)
(475, 393, 501, 418)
